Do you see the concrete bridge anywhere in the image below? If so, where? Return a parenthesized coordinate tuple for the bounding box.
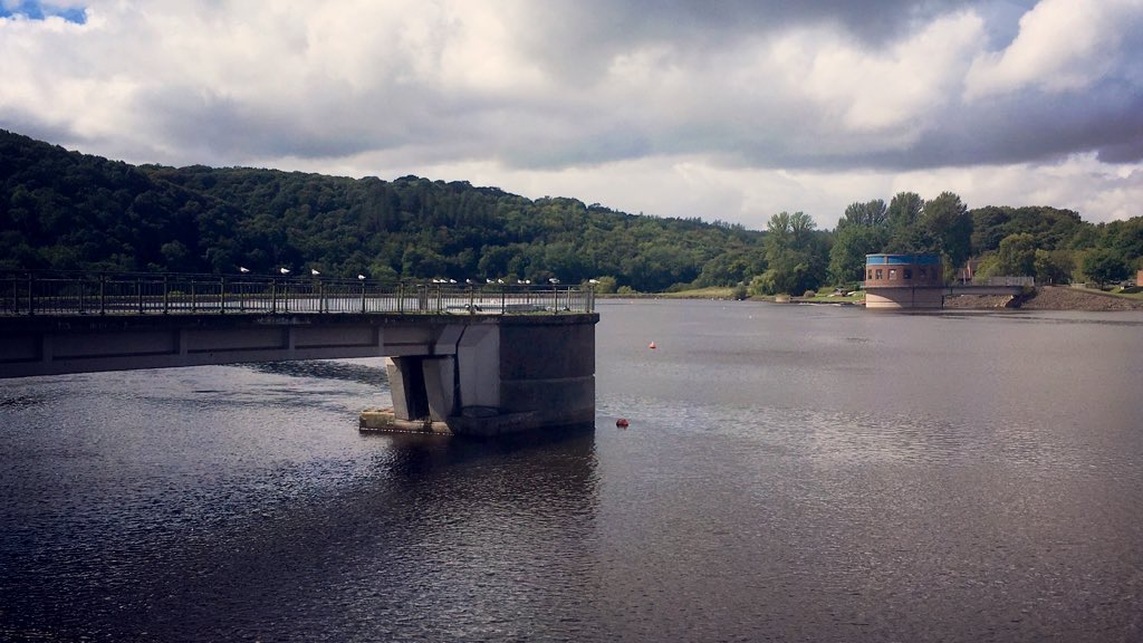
(0, 272, 598, 437)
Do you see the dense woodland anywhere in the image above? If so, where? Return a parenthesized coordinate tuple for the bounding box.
(2, 129, 1141, 293)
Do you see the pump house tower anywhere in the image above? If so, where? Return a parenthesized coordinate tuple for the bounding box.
(864, 254, 944, 309)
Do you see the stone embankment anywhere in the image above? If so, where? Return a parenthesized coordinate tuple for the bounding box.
(945, 286, 1143, 311)
(942, 294, 1016, 309)
(1019, 286, 1143, 311)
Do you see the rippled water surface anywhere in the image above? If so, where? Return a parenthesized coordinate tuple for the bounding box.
(3, 300, 1142, 641)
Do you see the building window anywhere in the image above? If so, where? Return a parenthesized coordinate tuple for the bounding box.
(889, 269, 897, 280)
(919, 268, 928, 279)
(904, 268, 913, 280)
(867, 270, 873, 280)
(875, 269, 883, 280)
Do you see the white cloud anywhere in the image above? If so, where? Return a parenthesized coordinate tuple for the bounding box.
(2, 0, 1143, 229)
(774, 12, 985, 132)
(965, 0, 1143, 98)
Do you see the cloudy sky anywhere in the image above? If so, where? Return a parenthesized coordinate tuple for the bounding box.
(3, 0, 1142, 229)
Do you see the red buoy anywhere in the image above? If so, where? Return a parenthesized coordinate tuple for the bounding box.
(616, 418, 629, 428)
(648, 341, 656, 350)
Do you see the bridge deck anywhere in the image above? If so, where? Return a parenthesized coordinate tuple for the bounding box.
(0, 271, 597, 379)
(2, 271, 593, 318)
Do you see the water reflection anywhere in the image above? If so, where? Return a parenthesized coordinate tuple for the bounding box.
(0, 365, 601, 641)
(3, 302, 1143, 641)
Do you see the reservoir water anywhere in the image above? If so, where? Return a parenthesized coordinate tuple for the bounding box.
(2, 300, 1142, 641)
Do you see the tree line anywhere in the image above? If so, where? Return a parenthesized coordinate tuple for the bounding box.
(816, 193, 1140, 292)
(1, 129, 1140, 293)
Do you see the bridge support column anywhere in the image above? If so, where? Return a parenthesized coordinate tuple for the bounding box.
(368, 315, 597, 437)
(381, 355, 455, 432)
(384, 357, 423, 421)
(422, 356, 455, 422)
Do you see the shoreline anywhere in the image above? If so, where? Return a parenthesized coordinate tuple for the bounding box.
(601, 286, 1143, 311)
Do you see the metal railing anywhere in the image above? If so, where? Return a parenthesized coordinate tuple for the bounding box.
(0, 271, 595, 317)
(973, 276, 1035, 287)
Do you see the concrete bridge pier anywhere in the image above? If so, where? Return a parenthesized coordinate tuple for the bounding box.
(363, 315, 597, 437)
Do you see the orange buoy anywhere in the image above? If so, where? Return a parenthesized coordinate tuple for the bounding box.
(648, 341, 656, 350)
(616, 418, 629, 428)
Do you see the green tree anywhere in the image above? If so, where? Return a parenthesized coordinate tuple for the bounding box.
(887, 192, 923, 232)
(1033, 249, 1073, 285)
(1099, 218, 1143, 263)
(838, 199, 888, 229)
(921, 191, 973, 277)
(829, 223, 888, 285)
(761, 212, 827, 294)
(1083, 248, 1129, 285)
(995, 233, 1036, 276)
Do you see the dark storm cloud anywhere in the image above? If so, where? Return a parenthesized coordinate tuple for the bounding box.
(597, 0, 981, 38)
(770, 82, 1143, 172)
(511, 0, 993, 82)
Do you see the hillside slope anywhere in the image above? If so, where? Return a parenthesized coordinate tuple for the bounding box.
(1, 129, 766, 290)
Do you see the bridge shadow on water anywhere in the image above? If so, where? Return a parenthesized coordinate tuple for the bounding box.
(237, 358, 392, 388)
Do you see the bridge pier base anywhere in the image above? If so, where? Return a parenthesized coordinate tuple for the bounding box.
(363, 315, 596, 437)
(864, 287, 945, 309)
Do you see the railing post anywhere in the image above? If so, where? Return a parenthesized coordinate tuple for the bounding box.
(99, 274, 106, 315)
(319, 280, 326, 313)
(271, 280, 278, 314)
(283, 280, 290, 313)
(219, 276, 226, 314)
(163, 275, 170, 314)
(361, 280, 367, 313)
(398, 283, 405, 314)
(26, 273, 34, 316)
(191, 279, 197, 313)
(137, 277, 144, 314)
(469, 286, 475, 314)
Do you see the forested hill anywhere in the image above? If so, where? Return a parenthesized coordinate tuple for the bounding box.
(0, 129, 765, 291)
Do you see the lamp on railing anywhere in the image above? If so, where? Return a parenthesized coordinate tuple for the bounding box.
(1, 270, 592, 317)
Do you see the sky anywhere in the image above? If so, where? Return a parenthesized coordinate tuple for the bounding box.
(2, 0, 1143, 230)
